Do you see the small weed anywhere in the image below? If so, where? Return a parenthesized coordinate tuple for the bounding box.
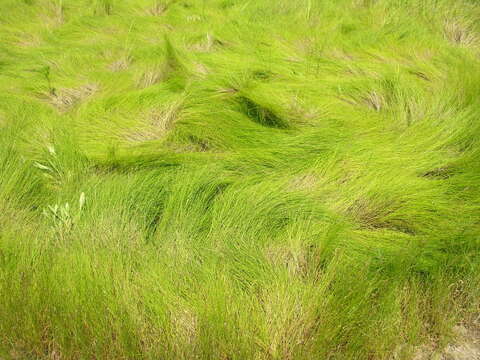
(42, 192, 86, 239)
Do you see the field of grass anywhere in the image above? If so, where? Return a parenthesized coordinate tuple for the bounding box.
(1, 0, 480, 358)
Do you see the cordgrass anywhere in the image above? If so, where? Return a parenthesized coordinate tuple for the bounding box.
(0, 0, 479, 358)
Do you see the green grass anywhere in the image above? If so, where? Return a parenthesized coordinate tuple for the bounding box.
(1, 0, 480, 359)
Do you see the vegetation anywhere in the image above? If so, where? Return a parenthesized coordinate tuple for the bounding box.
(0, 0, 479, 358)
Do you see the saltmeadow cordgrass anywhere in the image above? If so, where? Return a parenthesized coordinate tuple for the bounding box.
(0, 0, 479, 359)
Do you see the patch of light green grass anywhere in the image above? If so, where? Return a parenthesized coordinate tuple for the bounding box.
(0, 0, 479, 359)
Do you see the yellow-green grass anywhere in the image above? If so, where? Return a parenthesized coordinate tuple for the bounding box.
(0, 0, 479, 359)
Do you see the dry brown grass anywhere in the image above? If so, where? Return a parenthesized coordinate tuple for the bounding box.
(109, 55, 132, 72)
(136, 68, 164, 89)
(43, 83, 98, 112)
(345, 197, 391, 230)
(170, 307, 198, 348)
(190, 33, 228, 53)
(337, 89, 385, 111)
(193, 62, 209, 76)
(265, 244, 309, 277)
(124, 101, 182, 143)
(444, 19, 478, 48)
(148, 1, 168, 16)
(364, 90, 384, 111)
(289, 96, 320, 123)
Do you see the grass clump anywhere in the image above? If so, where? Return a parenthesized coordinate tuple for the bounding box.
(0, 0, 480, 359)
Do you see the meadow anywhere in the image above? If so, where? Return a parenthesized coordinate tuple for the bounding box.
(0, 0, 479, 358)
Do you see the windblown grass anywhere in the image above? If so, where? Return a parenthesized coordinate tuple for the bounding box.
(0, 0, 479, 359)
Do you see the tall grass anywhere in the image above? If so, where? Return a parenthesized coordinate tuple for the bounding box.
(0, 0, 479, 359)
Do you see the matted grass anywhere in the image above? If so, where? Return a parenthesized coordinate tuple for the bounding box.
(0, 0, 479, 359)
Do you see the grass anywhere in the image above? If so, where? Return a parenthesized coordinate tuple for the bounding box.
(0, 0, 479, 359)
